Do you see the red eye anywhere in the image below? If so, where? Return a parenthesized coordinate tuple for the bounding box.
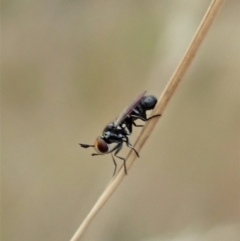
(94, 137, 110, 154)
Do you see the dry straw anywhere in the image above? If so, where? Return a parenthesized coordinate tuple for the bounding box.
(70, 0, 225, 240)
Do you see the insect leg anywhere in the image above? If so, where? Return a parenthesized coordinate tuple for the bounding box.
(113, 142, 128, 175)
(146, 114, 161, 121)
(110, 153, 117, 176)
(132, 121, 144, 127)
(130, 114, 161, 122)
(124, 136, 140, 157)
(108, 142, 125, 176)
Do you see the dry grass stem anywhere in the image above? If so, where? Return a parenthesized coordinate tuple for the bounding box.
(70, 0, 225, 240)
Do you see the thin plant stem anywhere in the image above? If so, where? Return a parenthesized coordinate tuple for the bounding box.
(69, 0, 225, 240)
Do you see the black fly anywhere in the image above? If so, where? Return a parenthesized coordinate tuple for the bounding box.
(79, 91, 160, 176)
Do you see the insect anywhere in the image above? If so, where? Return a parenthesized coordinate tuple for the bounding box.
(79, 91, 160, 176)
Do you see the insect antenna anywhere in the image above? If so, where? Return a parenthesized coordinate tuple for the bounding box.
(79, 143, 94, 148)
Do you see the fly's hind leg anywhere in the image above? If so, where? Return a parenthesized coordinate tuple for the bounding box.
(146, 114, 161, 121)
(130, 114, 161, 123)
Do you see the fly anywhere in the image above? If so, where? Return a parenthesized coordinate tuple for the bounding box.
(79, 91, 160, 176)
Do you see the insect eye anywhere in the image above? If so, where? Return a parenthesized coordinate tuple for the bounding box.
(94, 137, 110, 154)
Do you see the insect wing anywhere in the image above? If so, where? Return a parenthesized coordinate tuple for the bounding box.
(114, 91, 147, 128)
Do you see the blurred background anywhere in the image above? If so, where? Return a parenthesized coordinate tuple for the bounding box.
(2, 0, 240, 241)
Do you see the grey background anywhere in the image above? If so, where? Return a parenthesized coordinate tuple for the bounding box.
(2, 1, 240, 241)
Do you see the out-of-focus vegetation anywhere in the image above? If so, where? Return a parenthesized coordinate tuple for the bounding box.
(2, 1, 240, 241)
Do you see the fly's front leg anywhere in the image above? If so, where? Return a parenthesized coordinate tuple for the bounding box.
(112, 142, 128, 175)
(110, 153, 117, 177)
(109, 142, 125, 175)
